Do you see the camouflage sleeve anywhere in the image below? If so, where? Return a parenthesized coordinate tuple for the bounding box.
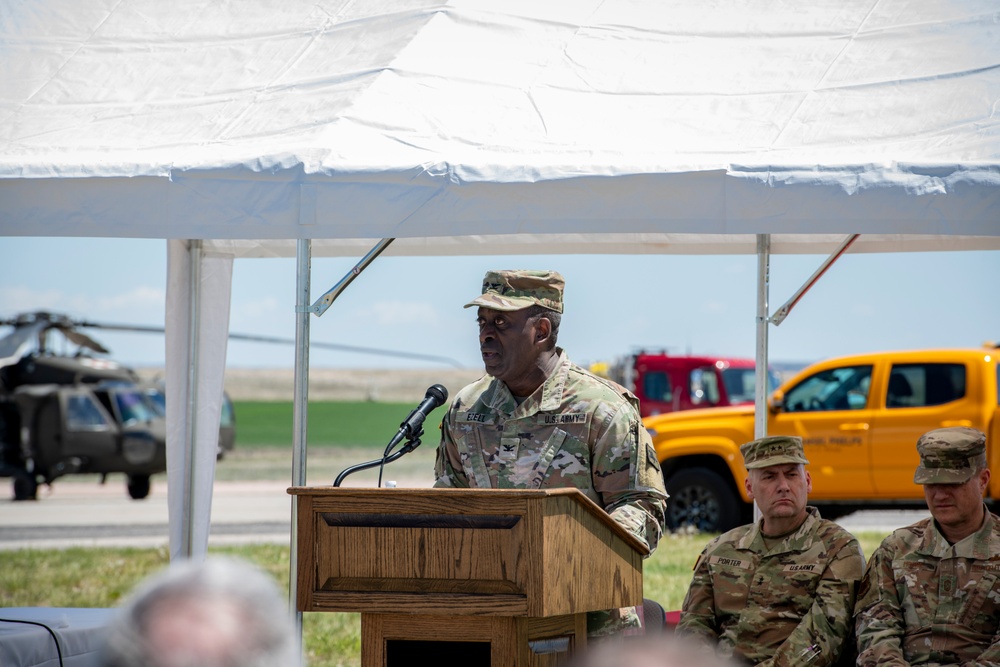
(675, 550, 722, 646)
(586, 606, 642, 639)
(592, 404, 668, 553)
(432, 407, 468, 488)
(763, 536, 866, 667)
(964, 631, 1000, 667)
(855, 542, 910, 667)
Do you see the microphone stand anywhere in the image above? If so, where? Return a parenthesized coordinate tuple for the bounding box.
(332, 428, 424, 487)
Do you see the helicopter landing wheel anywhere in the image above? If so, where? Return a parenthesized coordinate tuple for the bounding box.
(127, 474, 151, 500)
(13, 473, 38, 501)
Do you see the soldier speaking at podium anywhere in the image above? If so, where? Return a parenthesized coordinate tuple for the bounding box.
(433, 269, 668, 637)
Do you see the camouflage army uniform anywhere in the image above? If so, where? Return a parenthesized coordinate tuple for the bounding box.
(855, 509, 1000, 667)
(434, 349, 668, 635)
(677, 506, 864, 666)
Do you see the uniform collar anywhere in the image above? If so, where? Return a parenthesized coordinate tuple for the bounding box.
(919, 504, 998, 558)
(739, 506, 821, 553)
(537, 348, 570, 412)
(485, 349, 570, 416)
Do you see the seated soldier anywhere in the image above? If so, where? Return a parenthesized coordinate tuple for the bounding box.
(855, 427, 1000, 667)
(676, 435, 864, 666)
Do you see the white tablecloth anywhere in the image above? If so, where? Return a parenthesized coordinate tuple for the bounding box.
(0, 608, 115, 667)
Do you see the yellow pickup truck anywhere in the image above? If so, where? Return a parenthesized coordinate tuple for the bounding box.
(644, 347, 1000, 532)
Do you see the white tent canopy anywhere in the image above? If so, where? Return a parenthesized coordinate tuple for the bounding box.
(2, 0, 998, 559)
(3, 0, 999, 246)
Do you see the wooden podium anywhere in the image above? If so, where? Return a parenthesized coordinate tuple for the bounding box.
(287, 487, 647, 667)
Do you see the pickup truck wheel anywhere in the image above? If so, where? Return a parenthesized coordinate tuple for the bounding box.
(665, 468, 741, 533)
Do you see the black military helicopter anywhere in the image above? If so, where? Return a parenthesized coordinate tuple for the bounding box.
(0, 310, 463, 502)
(0, 311, 237, 501)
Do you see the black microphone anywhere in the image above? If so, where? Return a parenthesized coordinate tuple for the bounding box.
(396, 384, 449, 441)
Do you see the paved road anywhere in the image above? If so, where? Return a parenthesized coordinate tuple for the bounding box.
(0, 478, 931, 551)
(0, 480, 296, 550)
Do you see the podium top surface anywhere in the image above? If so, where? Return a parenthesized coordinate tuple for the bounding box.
(288, 486, 582, 498)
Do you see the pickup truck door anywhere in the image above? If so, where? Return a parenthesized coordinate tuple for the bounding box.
(770, 363, 875, 499)
(870, 361, 980, 498)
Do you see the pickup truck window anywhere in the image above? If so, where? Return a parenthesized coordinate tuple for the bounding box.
(886, 363, 966, 408)
(643, 371, 673, 402)
(721, 367, 781, 403)
(689, 367, 720, 406)
(784, 365, 873, 412)
(721, 369, 753, 403)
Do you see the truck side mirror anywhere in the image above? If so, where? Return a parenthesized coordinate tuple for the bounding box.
(768, 390, 784, 413)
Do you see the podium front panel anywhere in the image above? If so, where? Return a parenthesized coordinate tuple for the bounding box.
(290, 487, 643, 617)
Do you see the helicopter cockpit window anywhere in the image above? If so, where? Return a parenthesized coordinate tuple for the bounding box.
(114, 390, 158, 426)
(143, 388, 167, 417)
(221, 395, 235, 427)
(66, 394, 113, 431)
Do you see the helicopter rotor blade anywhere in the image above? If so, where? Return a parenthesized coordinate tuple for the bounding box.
(56, 326, 111, 354)
(226, 332, 465, 369)
(71, 318, 465, 368)
(74, 321, 167, 335)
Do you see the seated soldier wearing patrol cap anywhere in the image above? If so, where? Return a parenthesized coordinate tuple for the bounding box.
(856, 426, 1000, 667)
(676, 435, 864, 666)
(434, 270, 668, 637)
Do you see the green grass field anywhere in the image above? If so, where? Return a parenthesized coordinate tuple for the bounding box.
(1, 532, 893, 667)
(232, 400, 419, 448)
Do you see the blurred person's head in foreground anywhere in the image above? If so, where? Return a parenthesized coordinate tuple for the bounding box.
(567, 634, 741, 667)
(98, 556, 299, 667)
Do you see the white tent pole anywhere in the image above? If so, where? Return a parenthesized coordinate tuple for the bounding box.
(753, 234, 770, 524)
(182, 239, 202, 559)
(290, 239, 311, 647)
(287, 237, 390, 652)
(754, 234, 770, 439)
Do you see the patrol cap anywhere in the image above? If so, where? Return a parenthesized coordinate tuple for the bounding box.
(913, 426, 987, 485)
(740, 435, 810, 470)
(464, 270, 564, 314)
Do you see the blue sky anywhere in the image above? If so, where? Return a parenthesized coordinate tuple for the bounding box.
(1, 237, 997, 371)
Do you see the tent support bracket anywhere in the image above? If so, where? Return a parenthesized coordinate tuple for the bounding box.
(310, 238, 395, 316)
(770, 234, 860, 326)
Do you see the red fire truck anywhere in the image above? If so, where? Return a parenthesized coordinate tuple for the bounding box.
(602, 351, 782, 418)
